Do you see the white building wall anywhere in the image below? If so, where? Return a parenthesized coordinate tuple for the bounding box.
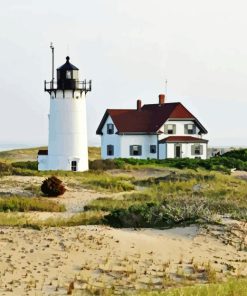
(101, 117, 121, 159)
(119, 134, 158, 159)
(101, 117, 158, 159)
(100, 117, 208, 160)
(37, 155, 48, 171)
(39, 89, 89, 171)
(167, 143, 175, 158)
(158, 143, 167, 159)
(159, 120, 201, 140)
(166, 142, 208, 159)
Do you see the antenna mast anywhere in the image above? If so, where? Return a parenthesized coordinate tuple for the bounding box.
(50, 42, 54, 88)
(165, 79, 168, 98)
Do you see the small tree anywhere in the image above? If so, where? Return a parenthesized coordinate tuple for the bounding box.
(41, 176, 66, 197)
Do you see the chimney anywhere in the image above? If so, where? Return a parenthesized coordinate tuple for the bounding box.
(137, 99, 142, 111)
(159, 94, 165, 105)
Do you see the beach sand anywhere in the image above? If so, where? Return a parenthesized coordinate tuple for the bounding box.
(0, 222, 246, 295)
(0, 173, 246, 295)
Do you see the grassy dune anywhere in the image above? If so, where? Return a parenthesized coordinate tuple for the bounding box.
(0, 146, 101, 162)
(0, 197, 65, 212)
(136, 278, 247, 296)
(0, 147, 246, 295)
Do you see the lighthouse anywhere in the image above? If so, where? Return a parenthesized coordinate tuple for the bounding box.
(38, 47, 91, 172)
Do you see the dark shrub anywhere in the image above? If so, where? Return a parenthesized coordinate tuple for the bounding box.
(41, 176, 66, 197)
(222, 149, 247, 162)
(89, 159, 124, 170)
(104, 199, 212, 228)
(12, 161, 38, 171)
(113, 157, 247, 172)
(0, 162, 12, 176)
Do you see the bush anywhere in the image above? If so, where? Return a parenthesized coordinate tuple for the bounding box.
(12, 161, 38, 171)
(41, 176, 66, 197)
(112, 157, 247, 172)
(222, 149, 247, 162)
(0, 162, 12, 176)
(104, 199, 212, 228)
(89, 159, 123, 170)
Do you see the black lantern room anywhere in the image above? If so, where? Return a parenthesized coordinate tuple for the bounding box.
(44, 56, 92, 96)
(57, 56, 79, 89)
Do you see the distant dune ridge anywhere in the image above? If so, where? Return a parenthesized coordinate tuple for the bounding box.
(0, 146, 101, 162)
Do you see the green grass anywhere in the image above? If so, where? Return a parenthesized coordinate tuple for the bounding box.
(0, 213, 28, 226)
(84, 196, 145, 211)
(86, 170, 247, 227)
(0, 197, 65, 212)
(112, 154, 247, 172)
(135, 277, 247, 296)
(0, 210, 105, 228)
(39, 210, 106, 227)
(81, 174, 135, 192)
(1, 166, 135, 193)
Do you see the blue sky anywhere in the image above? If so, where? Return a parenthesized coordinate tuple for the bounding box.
(0, 0, 246, 147)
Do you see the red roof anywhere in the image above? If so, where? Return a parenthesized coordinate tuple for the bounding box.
(96, 102, 207, 134)
(159, 136, 208, 143)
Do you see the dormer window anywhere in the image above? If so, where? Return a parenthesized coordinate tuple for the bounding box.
(164, 124, 176, 134)
(185, 124, 195, 134)
(66, 70, 72, 79)
(107, 123, 114, 134)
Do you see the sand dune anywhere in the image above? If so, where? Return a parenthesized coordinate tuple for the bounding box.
(0, 222, 246, 295)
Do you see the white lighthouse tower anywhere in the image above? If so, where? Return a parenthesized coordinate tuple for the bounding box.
(38, 47, 91, 172)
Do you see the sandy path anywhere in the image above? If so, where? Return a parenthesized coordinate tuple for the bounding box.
(233, 170, 247, 180)
(0, 223, 246, 295)
(25, 187, 109, 221)
(0, 176, 109, 220)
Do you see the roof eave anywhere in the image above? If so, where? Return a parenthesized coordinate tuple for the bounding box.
(96, 110, 110, 135)
(159, 138, 209, 144)
(117, 132, 158, 135)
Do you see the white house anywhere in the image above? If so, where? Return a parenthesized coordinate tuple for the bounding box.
(38, 55, 91, 171)
(96, 94, 208, 160)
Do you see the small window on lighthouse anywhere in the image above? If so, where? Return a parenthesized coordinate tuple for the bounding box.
(71, 161, 77, 171)
(66, 70, 72, 79)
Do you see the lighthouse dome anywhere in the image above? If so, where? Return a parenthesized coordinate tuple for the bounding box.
(56, 56, 80, 89)
(57, 56, 79, 71)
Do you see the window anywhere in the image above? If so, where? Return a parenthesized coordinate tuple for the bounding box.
(185, 124, 195, 134)
(66, 70, 72, 79)
(192, 144, 203, 155)
(150, 145, 156, 154)
(71, 161, 77, 171)
(107, 123, 114, 134)
(164, 124, 176, 134)
(107, 145, 114, 156)
(130, 145, 142, 156)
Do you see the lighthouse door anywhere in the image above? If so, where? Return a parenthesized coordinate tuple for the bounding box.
(71, 161, 77, 171)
